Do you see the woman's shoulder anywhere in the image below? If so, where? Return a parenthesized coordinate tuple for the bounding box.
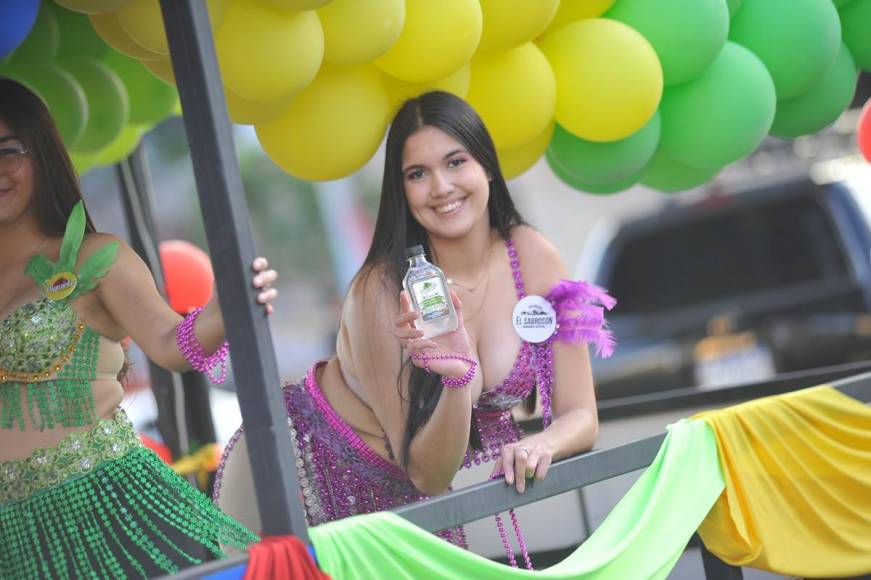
(344, 263, 398, 321)
(79, 232, 123, 255)
(509, 225, 568, 296)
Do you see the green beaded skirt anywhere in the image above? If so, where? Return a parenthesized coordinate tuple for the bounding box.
(0, 411, 258, 579)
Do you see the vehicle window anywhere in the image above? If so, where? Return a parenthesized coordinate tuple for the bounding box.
(607, 198, 849, 315)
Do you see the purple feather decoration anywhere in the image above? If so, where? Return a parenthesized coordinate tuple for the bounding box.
(546, 279, 617, 358)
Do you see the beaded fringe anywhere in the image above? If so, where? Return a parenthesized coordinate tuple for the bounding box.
(0, 380, 97, 431)
(0, 447, 258, 580)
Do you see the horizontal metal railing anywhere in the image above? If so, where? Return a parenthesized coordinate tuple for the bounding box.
(162, 369, 871, 579)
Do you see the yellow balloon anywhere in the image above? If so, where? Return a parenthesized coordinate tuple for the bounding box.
(141, 58, 175, 86)
(384, 64, 471, 117)
(262, 0, 333, 9)
(498, 121, 554, 179)
(90, 13, 164, 61)
(466, 42, 556, 150)
(318, 0, 404, 65)
(116, 0, 169, 55)
(117, 0, 228, 56)
(216, 0, 323, 104)
(538, 19, 662, 142)
(255, 64, 390, 181)
(55, 0, 130, 14)
(543, 0, 616, 35)
(375, 0, 482, 84)
(478, 0, 559, 52)
(225, 89, 290, 125)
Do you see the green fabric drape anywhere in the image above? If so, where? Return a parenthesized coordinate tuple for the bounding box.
(309, 418, 724, 580)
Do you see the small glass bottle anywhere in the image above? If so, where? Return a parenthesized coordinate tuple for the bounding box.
(403, 245, 458, 339)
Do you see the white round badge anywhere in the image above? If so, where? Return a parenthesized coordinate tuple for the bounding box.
(512, 295, 557, 343)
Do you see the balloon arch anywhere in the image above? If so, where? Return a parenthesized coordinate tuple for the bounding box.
(2, 0, 870, 192)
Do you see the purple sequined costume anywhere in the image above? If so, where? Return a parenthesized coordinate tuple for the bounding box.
(214, 238, 615, 552)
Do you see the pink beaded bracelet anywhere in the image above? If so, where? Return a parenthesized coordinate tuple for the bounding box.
(175, 307, 230, 384)
(409, 351, 478, 389)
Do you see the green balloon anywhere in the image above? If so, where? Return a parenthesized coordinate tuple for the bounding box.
(832, 0, 852, 8)
(726, 0, 743, 17)
(547, 150, 642, 194)
(840, 0, 871, 71)
(71, 151, 99, 176)
(10, 3, 60, 63)
(730, 0, 841, 99)
(103, 50, 177, 125)
(771, 43, 858, 138)
(3, 62, 88, 148)
(606, 0, 729, 86)
(659, 42, 776, 170)
(547, 113, 660, 187)
(641, 147, 720, 192)
(47, 2, 109, 60)
(94, 123, 147, 166)
(60, 58, 129, 153)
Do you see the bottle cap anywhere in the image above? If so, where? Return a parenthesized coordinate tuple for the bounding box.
(405, 245, 425, 259)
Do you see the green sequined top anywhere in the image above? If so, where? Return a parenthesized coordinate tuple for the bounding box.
(0, 202, 119, 431)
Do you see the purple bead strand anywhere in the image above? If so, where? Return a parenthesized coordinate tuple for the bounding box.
(509, 507, 534, 570)
(175, 307, 230, 384)
(409, 352, 478, 389)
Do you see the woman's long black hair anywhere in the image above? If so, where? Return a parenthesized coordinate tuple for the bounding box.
(356, 91, 528, 468)
(0, 77, 95, 236)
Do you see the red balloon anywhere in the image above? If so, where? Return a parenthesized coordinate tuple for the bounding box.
(859, 99, 871, 163)
(159, 240, 214, 314)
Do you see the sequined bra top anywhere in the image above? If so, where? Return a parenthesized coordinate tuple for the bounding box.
(463, 238, 616, 468)
(0, 202, 119, 431)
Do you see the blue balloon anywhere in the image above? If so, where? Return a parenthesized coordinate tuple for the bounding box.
(0, 0, 41, 59)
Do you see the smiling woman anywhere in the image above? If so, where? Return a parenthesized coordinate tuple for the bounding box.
(0, 77, 278, 579)
(216, 91, 617, 569)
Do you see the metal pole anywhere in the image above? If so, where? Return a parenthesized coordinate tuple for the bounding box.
(116, 153, 189, 460)
(125, 146, 218, 464)
(158, 0, 308, 539)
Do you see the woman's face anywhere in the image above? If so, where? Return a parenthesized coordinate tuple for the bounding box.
(401, 126, 491, 241)
(0, 118, 36, 229)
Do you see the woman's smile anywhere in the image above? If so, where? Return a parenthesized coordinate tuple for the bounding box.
(433, 197, 465, 215)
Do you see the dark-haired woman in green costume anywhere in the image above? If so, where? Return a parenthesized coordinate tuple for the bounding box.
(0, 77, 274, 578)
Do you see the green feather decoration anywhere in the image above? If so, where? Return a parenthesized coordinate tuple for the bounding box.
(72, 241, 119, 297)
(58, 201, 86, 273)
(25, 255, 58, 284)
(23, 201, 118, 302)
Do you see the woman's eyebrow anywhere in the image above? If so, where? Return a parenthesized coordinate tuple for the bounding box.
(402, 149, 467, 173)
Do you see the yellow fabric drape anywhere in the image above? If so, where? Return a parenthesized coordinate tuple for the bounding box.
(695, 385, 871, 578)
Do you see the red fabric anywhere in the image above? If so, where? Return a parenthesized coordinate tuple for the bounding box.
(139, 434, 173, 463)
(244, 536, 330, 580)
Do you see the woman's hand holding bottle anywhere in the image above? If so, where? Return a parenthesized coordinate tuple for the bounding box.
(395, 289, 475, 379)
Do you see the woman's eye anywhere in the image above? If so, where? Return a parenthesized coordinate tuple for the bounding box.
(407, 169, 424, 181)
(447, 158, 466, 168)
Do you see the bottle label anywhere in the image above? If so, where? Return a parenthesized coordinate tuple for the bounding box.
(512, 295, 557, 343)
(411, 276, 450, 322)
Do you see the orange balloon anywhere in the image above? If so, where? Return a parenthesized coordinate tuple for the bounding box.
(159, 240, 214, 314)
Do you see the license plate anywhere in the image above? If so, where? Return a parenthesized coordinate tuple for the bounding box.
(694, 332, 776, 389)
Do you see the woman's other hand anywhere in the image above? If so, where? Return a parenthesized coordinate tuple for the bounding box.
(491, 439, 555, 494)
(251, 257, 278, 315)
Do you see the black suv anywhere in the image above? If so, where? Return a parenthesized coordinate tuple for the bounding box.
(584, 173, 871, 400)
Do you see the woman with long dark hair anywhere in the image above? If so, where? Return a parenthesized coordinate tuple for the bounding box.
(216, 91, 615, 566)
(0, 77, 278, 578)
